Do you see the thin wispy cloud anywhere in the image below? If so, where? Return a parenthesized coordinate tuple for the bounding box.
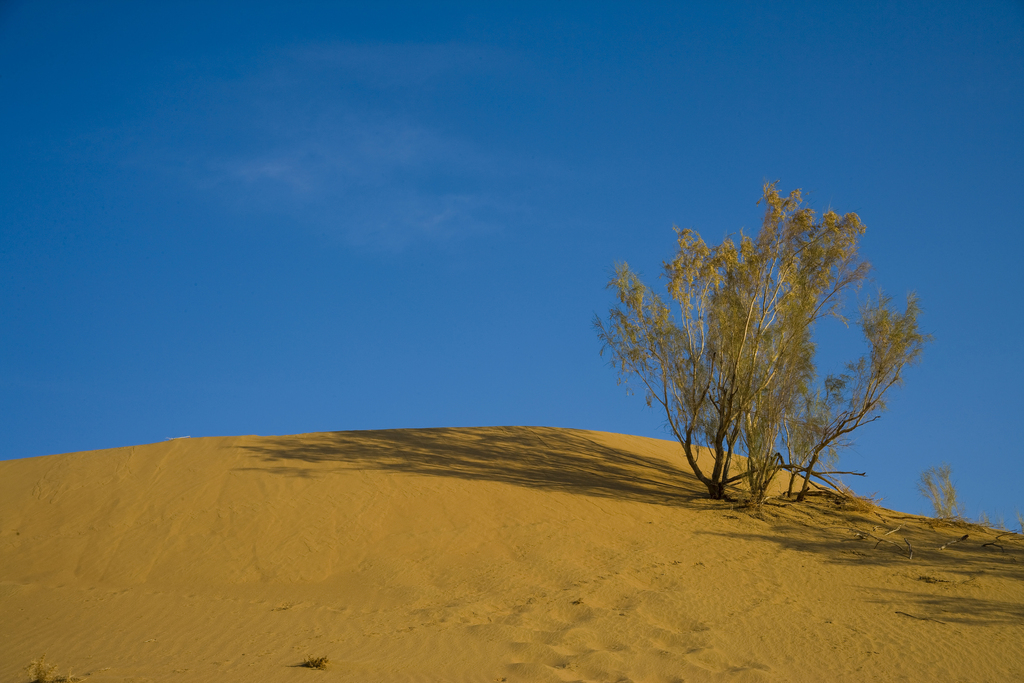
(200, 114, 516, 248)
(137, 42, 549, 249)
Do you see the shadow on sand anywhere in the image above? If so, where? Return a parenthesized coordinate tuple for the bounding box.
(237, 426, 1024, 624)
(694, 517, 1024, 623)
(238, 426, 707, 507)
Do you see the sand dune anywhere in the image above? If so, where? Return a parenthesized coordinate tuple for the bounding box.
(1, 427, 1021, 682)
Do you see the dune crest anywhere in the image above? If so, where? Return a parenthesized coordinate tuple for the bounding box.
(2, 427, 1021, 682)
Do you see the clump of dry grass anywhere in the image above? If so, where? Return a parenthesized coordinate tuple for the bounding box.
(918, 463, 965, 520)
(25, 654, 80, 683)
(301, 655, 330, 670)
(843, 491, 883, 513)
(832, 482, 883, 513)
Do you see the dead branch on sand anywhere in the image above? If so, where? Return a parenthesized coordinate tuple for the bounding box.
(938, 534, 968, 550)
(981, 532, 1022, 553)
(844, 527, 913, 558)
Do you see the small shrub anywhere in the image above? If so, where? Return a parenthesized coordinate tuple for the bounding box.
(26, 654, 56, 683)
(917, 463, 964, 519)
(25, 654, 80, 683)
(1017, 509, 1024, 534)
(302, 655, 330, 670)
(834, 482, 883, 513)
(975, 511, 1007, 529)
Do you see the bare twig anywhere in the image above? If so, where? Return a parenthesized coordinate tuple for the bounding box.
(904, 537, 913, 559)
(882, 525, 904, 536)
(872, 536, 904, 553)
(939, 534, 969, 550)
(981, 532, 1023, 552)
(780, 464, 867, 477)
(845, 527, 911, 558)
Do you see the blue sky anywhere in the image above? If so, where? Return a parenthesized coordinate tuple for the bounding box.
(2, 1, 1021, 519)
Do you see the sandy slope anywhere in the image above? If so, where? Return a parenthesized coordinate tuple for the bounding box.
(1, 427, 1021, 682)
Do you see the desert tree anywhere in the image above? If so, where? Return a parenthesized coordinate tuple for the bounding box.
(596, 182, 928, 501)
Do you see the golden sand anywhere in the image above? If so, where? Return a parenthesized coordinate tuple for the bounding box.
(1, 427, 1021, 682)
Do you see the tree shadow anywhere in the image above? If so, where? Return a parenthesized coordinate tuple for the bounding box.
(866, 587, 1024, 627)
(237, 426, 707, 507)
(694, 515, 1024, 625)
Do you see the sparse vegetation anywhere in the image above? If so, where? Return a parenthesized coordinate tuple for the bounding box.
(25, 654, 80, 683)
(596, 182, 929, 502)
(974, 510, 1010, 530)
(918, 463, 964, 520)
(834, 482, 883, 513)
(302, 655, 330, 670)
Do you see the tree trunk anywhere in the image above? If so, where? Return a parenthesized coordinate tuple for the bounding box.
(795, 450, 822, 502)
(786, 470, 797, 497)
(705, 479, 727, 499)
(709, 439, 727, 485)
(721, 445, 735, 491)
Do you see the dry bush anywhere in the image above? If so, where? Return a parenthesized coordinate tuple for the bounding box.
(25, 654, 80, 683)
(302, 655, 330, 670)
(976, 510, 1009, 530)
(25, 655, 56, 683)
(843, 491, 883, 513)
(918, 463, 964, 519)
(833, 481, 882, 513)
